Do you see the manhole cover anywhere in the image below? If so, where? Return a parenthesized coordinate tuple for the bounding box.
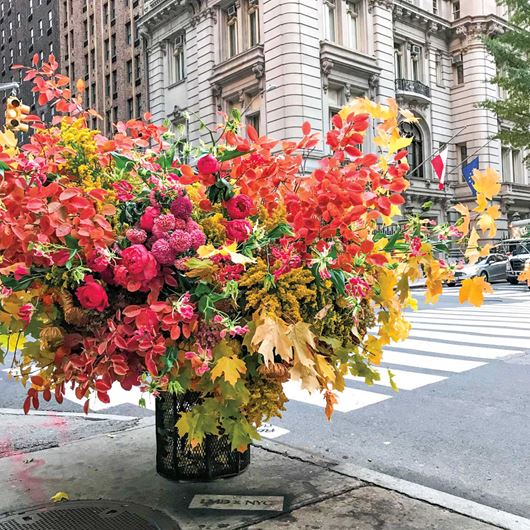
(0, 500, 177, 530)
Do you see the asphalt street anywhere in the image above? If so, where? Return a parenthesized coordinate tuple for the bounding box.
(0, 282, 529, 519)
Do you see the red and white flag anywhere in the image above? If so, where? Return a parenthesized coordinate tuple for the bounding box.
(431, 147, 448, 190)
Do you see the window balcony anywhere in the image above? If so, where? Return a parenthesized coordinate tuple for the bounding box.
(395, 78, 431, 98)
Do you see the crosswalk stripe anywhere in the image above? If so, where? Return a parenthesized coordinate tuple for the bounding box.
(381, 351, 485, 372)
(405, 322, 529, 338)
(283, 381, 390, 412)
(64, 384, 155, 412)
(388, 338, 516, 360)
(407, 329, 528, 349)
(406, 311, 529, 322)
(347, 368, 446, 390)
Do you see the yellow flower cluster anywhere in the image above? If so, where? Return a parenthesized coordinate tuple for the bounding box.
(257, 203, 287, 231)
(243, 373, 287, 428)
(239, 259, 316, 322)
(202, 213, 227, 247)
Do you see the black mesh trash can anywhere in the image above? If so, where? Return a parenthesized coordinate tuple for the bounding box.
(155, 391, 251, 481)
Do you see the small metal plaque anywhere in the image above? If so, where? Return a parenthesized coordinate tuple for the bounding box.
(189, 494, 284, 511)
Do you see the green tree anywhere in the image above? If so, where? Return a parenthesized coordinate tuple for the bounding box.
(482, 0, 530, 152)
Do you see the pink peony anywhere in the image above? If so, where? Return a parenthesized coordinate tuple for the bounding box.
(126, 228, 147, 244)
(170, 196, 193, 220)
(75, 276, 109, 312)
(190, 230, 206, 250)
(225, 219, 252, 243)
(87, 249, 110, 273)
(197, 154, 220, 175)
(224, 194, 254, 220)
(169, 230, 192, 254)
(151, 239, 177, 265)
(139, 206, 160, 232)
(114, 245, 159, 291)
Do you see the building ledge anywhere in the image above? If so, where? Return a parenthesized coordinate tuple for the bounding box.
(139, 0, 197, 32)
(501, 182, 530, 199)
(395, 78, 431, 108)
(320, 41, 379, 77)
(210, 45, 265, 88)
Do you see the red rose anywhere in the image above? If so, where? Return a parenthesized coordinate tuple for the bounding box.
(225, 219, 252, 243)
(139, 206, 160, 232)
(197, 154, 220, 175)
(76, 276, 109, 312)
(224, 194, 254, 220)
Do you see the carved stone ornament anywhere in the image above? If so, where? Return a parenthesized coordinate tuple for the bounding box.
(211, 83, 222, 99)
(368, 0, 394, 14)
(252, 62, 265, 80)
(320, 58, 334, 93)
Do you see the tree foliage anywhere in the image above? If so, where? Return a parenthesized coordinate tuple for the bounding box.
(482, 0, 530, 152)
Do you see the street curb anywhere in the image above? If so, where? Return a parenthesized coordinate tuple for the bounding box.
(256, 439, 530, 530)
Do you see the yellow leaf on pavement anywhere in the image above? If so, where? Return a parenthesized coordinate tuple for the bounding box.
(210, 355, 246, 386)
(458, 276, 493, 307)
(51, 491, 69, 503)
(473, 168, 501, 200)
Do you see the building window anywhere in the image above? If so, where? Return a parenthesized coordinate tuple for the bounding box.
(112, 72, 117, 95)
(135, 56, 141, 80)
(456, 142, 467, 179)
(453, 54, 464, 85)
(126, 22, 132, 45)
(512, 150, 523, 184)
(435, 53, 444, 86)
(127, 97, 133, 119)
(17, 40, 21, 56)
(135, 93, 142, 117)
(48, 10, 52, 28)
(90, 49, 96, 69)
(247, 111, 260, 135)
(400, 122, 424, 178)
(38, 19, 43, 37)
(16, 12, 20, 27)
(104, 39, 109, 61)
(127, 60, 132, 83)
(105, 110, 112, 133)
(226, 4, 238, 58)
(111, 34, 116, 59)
(169, 34, 185, 84)
(110, 0, 115, 20)
(248, 0, 259, 47)
(409, 44, 423, 82)
(346, 1, 359, 50)
(502, 147, 512, 183)
(394, 43, 404, 79)
(432, 0, 438, 15)
(105, 74, 110, 97)
(324, 0, 337, 42)
(452, 1, 460, 20)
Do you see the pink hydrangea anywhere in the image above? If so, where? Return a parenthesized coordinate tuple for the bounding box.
(170, 196, 193, 220)
(153, 214, 176, 232)
(186, 219, 200, 231)
(174, 218, 187, 230)
(224, 194, 254, 220)
(169, 230, 192, 254)
(125, 228, 147, 244)
(152, 224, 171, 240)
(190, 230, 206, 250)
(140, 206, 160, 232)
(151, 239, 177, 265)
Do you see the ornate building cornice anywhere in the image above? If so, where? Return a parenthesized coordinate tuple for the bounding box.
(393, 1, 449, 34)
(368, 0, 394, 14)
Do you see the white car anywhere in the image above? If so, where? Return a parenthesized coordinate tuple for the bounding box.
(452, 254, 508, 284)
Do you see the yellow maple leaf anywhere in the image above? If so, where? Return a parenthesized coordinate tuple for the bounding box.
(452, 203, 470, 237)
(458, 276, 493, 307)
(315, 354, 335, 383)
(473, 168, 501, 200)
(51, 491, 69, 503)
(473, 193, 488, 213)
(465, 228, 480, 265)
(377, 268, 397, 302)
(288, 321, 317, 368)
(365, 335, 384, 365)
(480, 243, 493, 257)
(251, 312, 293, 365)
(477, 212, 497, 238)
(210, 355, 246, 386)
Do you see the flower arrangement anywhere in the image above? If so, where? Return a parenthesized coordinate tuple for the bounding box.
(0, 56, 502, 450)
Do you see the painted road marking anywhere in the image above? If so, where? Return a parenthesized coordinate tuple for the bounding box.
(347, 368, 446, 390)
(406, 321, 530, 337)
(406, 329, 528, 349)
(283, 381, 390, 412)
(189, 495, 284, 511)
(381, 351, 485, 372)
(257, 423, 290, 439)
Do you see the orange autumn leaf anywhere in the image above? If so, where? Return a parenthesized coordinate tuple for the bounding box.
(324, 390, 338, 421)
(458, 276, 494, 307)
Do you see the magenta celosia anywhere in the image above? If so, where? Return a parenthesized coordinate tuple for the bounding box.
(169, 230, 192, 254)
(170, 196, 193, 220)
(151, 239, 177, 265)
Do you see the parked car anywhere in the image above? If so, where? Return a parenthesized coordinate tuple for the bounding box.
(452, 253, 509, 284)
(506, 241, 530, 285)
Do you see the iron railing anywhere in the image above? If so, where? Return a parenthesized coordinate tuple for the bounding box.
(395, 78, 431, 98)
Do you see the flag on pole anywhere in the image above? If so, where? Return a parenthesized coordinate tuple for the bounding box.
(462, 157, 479, 196)
(431, 147, 449, 190)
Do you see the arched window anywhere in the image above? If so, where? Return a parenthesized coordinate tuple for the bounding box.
(400, 122, 424, 178)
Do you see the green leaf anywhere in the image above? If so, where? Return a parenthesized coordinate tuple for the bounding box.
(111, 152, 134, 171)
(388, 369, 399, 392)
(267, 223, 294, 241)
(329, 269, 346, 295)
(222, 418, 259, 452)
(217, 149, 253, 163)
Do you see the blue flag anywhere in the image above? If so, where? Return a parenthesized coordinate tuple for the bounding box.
(462, 157, 479, 196)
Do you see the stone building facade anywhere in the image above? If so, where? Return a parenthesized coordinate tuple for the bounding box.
(0, 0, 61, 123)
(60, 0, 147, 136)
(139, 0, 530, 240)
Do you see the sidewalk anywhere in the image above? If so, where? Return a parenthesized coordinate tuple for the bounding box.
(0, 416, 529, 530)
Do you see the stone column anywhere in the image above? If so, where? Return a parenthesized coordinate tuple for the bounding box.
(146, 41, 167, 124)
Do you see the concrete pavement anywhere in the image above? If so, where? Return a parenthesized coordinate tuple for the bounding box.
(1, 416, 529, 530)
